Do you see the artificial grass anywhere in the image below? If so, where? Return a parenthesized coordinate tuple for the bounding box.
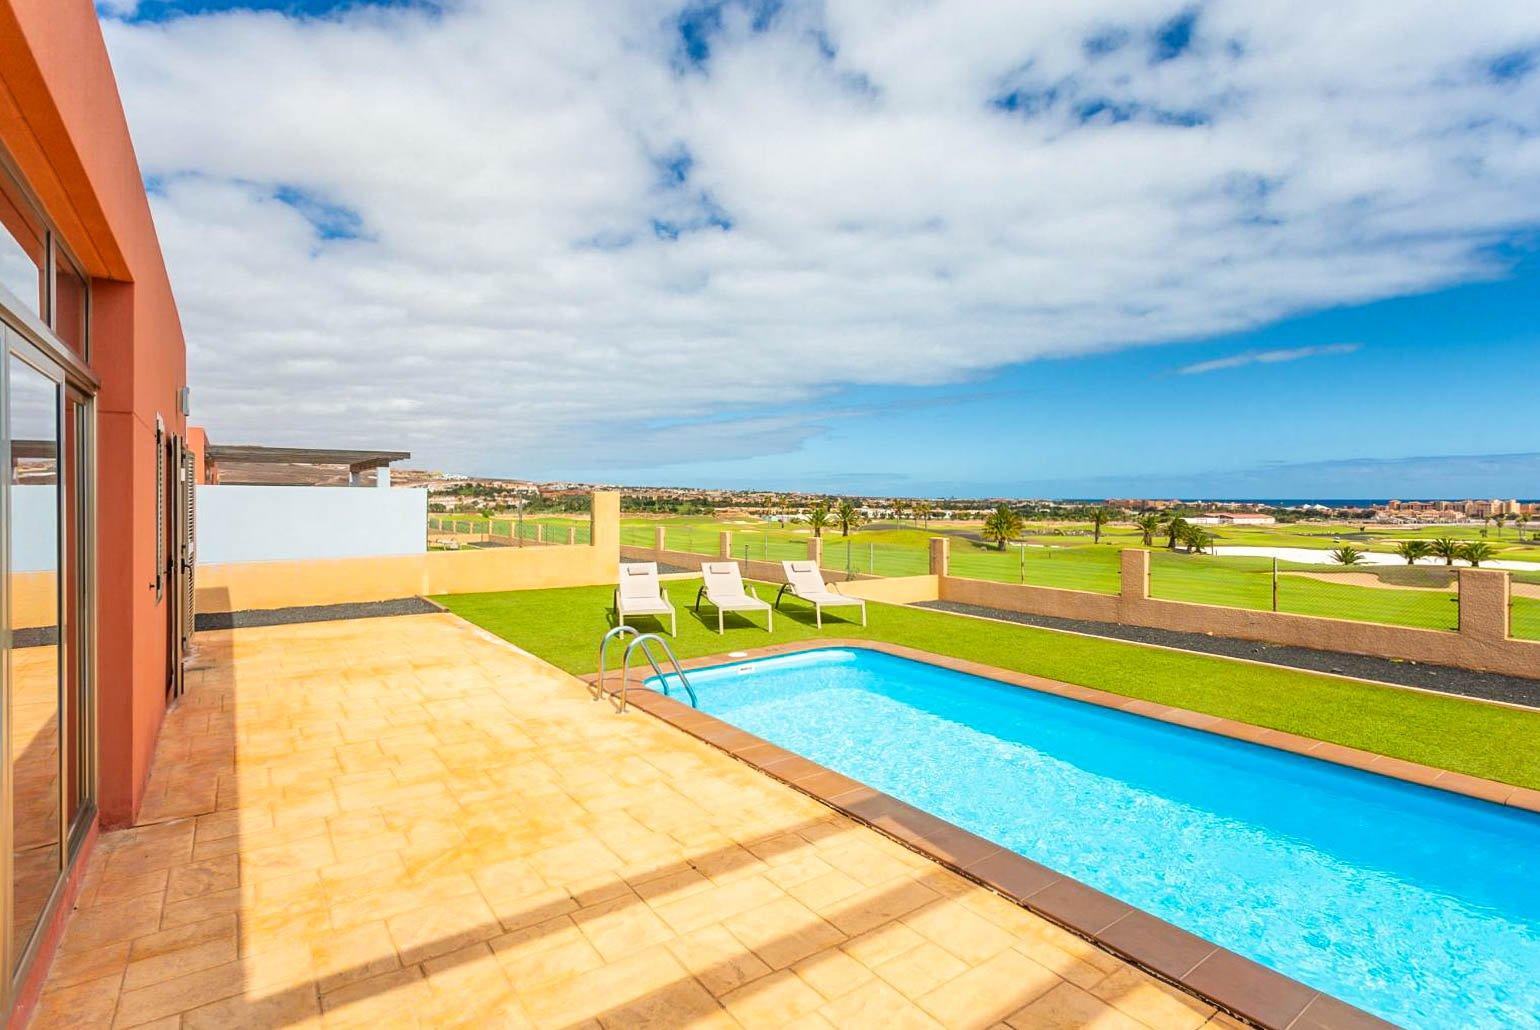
(434, 578, 1540, 790)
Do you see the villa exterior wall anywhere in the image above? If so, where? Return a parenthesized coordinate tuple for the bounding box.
(196, 483, 428, 564)
(197, 492, 620, 612)
(0, 1, 191, 1021)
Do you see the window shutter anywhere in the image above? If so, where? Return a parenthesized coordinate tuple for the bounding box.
(155, 416, 165, 601)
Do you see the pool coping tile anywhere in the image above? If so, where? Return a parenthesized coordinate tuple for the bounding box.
(590, 638, 1452, 1029)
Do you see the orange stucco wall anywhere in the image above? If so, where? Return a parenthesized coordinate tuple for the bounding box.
(1, 3, 187, 1019)
(0, 1, 187, 827)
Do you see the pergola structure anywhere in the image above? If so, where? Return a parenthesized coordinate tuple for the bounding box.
(202, 444, 412, 486)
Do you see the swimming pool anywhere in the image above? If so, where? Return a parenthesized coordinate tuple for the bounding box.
(649, 647, 1540, 1029)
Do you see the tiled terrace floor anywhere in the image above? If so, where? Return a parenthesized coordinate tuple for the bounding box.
(36, 613, 1238, 1029)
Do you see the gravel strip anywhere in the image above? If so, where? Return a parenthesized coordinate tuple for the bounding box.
(196, 597, 441, 631)
(917, 600, 1540, 709)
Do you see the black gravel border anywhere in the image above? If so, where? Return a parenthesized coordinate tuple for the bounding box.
(917, 600, 1540, 709)
(195, 597, 441, 631)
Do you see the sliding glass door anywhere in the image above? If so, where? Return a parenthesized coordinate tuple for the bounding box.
(2, 322, 94, 995)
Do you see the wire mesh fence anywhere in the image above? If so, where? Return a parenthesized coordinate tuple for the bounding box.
(1512, 568, 1540, 641)
(430, 515, 590, 547)
(732, 533, 813, 563)
(619, 525, 653, 548)
(949, 545, 1121, 593)
(1148, 551, 1460, 631)
(816, 539, 931, 578)
(665, 527, 718, 555)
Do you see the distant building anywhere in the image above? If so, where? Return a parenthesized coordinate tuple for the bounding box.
(1186, 512, 1277, 526)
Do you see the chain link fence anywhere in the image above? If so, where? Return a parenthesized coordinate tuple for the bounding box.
(1148, 551, 1460, 631)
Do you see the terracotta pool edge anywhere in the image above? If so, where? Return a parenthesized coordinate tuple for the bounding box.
(578, 638, 1508, 1029)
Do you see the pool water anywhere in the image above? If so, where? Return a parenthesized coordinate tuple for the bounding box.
(650, 648, 1540, 1028)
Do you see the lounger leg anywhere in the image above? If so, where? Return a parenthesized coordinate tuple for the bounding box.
(718, 609, 724, 635)
(768, 607, 773, 632)
(861, 602, 867, 627)
(816, 605, 821, 629)
(670, 611, 676, 637)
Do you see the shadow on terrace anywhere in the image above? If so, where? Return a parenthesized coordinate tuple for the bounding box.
(31, 611, 1217, 1029)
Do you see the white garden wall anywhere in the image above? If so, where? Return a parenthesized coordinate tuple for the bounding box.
(196, 485, 426, 565)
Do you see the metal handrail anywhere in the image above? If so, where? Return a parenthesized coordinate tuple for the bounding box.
(594, 624, 641, 701)
(617, 633, 697, 714)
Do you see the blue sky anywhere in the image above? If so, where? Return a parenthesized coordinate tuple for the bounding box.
(98, 1, 1540, 498)
(572, 257, 1540, 497)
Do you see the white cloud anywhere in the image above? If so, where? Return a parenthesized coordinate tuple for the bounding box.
(99, 1, 1540, 474)
(1176, 342, 1360, 375)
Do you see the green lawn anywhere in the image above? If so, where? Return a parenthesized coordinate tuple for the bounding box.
(436, 511, 1532, 635)
(434, 578, 1540, 790)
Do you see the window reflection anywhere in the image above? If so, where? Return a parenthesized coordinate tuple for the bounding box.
(0, 176, 43, 317)
(7, 354, 61, 967)
(52, 255, 87, 357)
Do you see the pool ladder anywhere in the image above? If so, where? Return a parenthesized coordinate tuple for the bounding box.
(596, 625, 698, 714)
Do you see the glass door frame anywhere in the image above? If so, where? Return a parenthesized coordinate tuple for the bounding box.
(0, 280, 98, 1013)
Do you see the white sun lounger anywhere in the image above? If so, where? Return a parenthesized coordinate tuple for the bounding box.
(775, 561, 867, 628)
(616, 562, 676, 636)
(695, 561, 773, 634)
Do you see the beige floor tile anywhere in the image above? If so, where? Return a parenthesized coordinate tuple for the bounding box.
(32, 972, 123, 1029)
(872, 939, 970, 1000)
(36, 615, 1213, 1030)
(917, 949, 1063, 1029)
(817, 976, 943, 1028)
(570, 892, 675, 961)
(1090, 968, 1215, 1030)
(723, 897, 845, 971)
(1006, 981, 1146, 1030)
(789, 946, 873, 1000)
(719, 967, 826, 1027)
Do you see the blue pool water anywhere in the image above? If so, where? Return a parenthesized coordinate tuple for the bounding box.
(650, 648, 1540, 1028)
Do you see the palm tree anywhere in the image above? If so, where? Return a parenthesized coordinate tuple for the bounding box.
(834, 499, 863, 537)
(1164, 516, 1189, 550)
(1089, 507, 1111, 544)
(915, 500, 934, 528)
(1430, 537, 1461, 566)
(1459, 541, 1496, 567)
(1493, 513, 1508, 538)
(1329, 545, 1366, 565)
(1182, 526, 1214, 554)
(892, 500, 907, 525)
(806, 500, 832, 539)
(1395, 540, 1432, 565)
(981, 504, 1024, 551)
(1134, 513, 1162, 547)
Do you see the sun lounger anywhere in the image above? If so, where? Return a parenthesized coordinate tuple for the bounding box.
(695, 561, 773, 633)
(775, 561, 867, 628)
(616, 562, 676, 636)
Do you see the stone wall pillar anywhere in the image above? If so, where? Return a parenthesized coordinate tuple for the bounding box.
(567, 526, 577, 546)
(1458, 568, 1510, 641)
(654, 526, 667, 552)
(807, 537, 823, 564)
(590, 491, 620, 558)
(929, 537, 950, 577)
(718, 531, 733, 559)
(1120, 549, 1150, 602)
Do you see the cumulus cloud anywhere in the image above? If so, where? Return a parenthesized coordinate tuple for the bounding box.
(99, 1, 1540, 475)
(1176, 342, 1360, 375)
